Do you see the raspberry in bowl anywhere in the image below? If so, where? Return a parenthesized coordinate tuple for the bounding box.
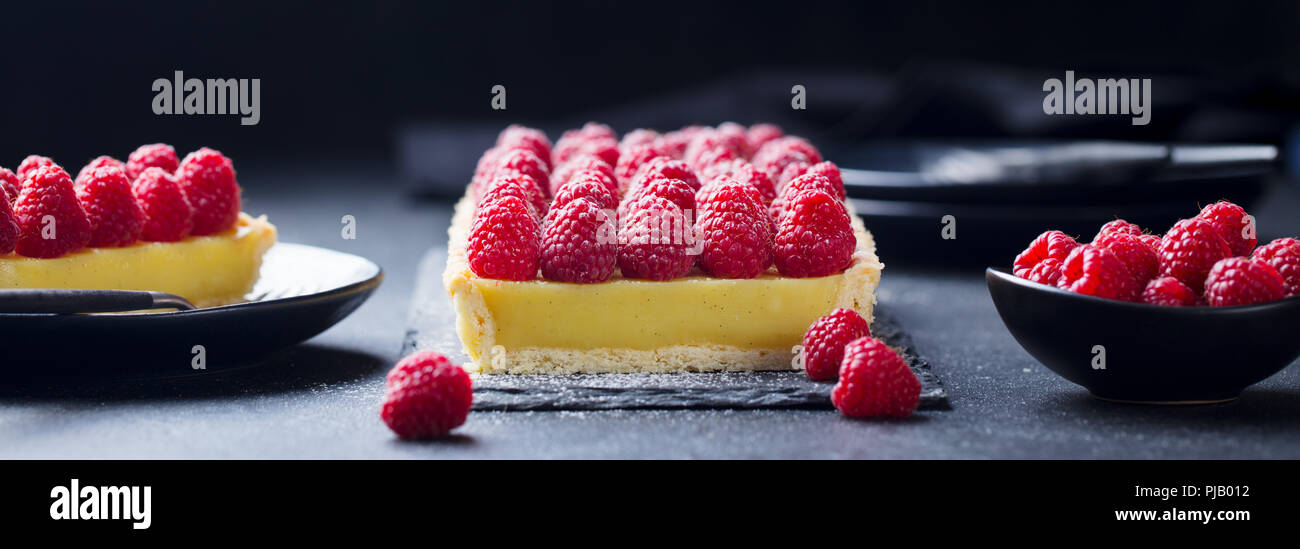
(986, 203, 1300, 403)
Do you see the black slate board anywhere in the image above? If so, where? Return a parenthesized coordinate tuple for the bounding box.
(403, 248, 948, 411)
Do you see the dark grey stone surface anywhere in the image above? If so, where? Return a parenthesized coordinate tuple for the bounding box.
(1, 163, 1298, 459)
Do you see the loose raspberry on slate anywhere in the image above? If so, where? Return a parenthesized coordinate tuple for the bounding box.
(0, 168, 18, 202)
(770, 174, 844, 222)
(1141, 276, 1198, 307)
(176, 147, 241, 235)
(618, 128, 660, 152)
(614, 143, 668, 187)
(619, 177, 696, 224)
(631, 157, 701, 193)
(1196, 200, 1257, 257)
(1095, 232, 1159, 300)
(478, 174, 545, 219)
(540, 198, 618, 283)
(1204, 257, 1285, 307)
(380, 351, 473, 439)
(488, 148, 550, 197)
(125, 143, 180, 181)
(801, 307, 871, 381)
(1158, 218, 1231, 294)
(1057, 243, 1131, 300)
(832, 336, 921, 419)
(617, 195, 696, 280)
(1026, 257, 1065, 287)
(697, 185, 771, 279)
(13, 166, 92, 258)
(1013, 230, 1080, 278)
(1252, 237, 1300, 297)
(75, 156, 127, 186)
(496, 125, 553, 169)
(0, 197, 18, 254)
(16, 155, 58, 182)
(550, 156, 618, 196)
(468, 195, 541, 280)
(552, 175, 618, 211)
(76, 166, 144, 247)
(773, 189, 855, 278)
(132, 167, 194, 242)
(746, 123, 784, 152)
(1093, 219, 1143, 242)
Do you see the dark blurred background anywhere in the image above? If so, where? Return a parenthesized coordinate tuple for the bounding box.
(3, 0, 1299, 263)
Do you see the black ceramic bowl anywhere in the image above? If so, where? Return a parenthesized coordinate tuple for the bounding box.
(986, 267, 1300, 403)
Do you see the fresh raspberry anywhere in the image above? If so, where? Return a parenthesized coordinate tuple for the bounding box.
(16, 155, 58, 182)
(770, 174, 844, 222)
(1252, 237, 1300, 297)
(1026, 257, 1065, 287)
(755, 136, 823, 165)
(470, 147, 505, 196)
(0, 197, 18, 253)
(715, 122, 754, 157)
(631, 157, 701, 193)
(614, 143, 668, 187)
(659, 126, 709, 159)
(696, 176, 769, 220)
(176, 147, 241, 235)
(618, 128, 659, 152)
(1204, 257, 1285, 307)
(496, 125, 553, 169)
(831, 336, 921, 419)
(1137, 233, 1162, 252)
(0, 168, 18, 202)
(773, 189, 855, 277)
(125, 143, 180, 181)
(76, 166, 144, 247)
(1158, 218, 1232, 294)
(777, 160, 811, 189)
(488, 148, 550, 197)
(553, 127, 619, 166)
(540, 198, 618, 283)
(802, 162, 844, 198)
(746, 123, 784, 152)
(702, 161, 777, 205)
(549, 156, 618, 196)
(697, 184, 771, 278)
(619, 177, 696, 230)
(478, 174, 546, 218)
(695, 147, 744, 181)
(380, 351, 473, 439)
(1013, 230, 1080, 278)
(800, 308, 871, 381)
(1095, 232, 1159, 300)
(12, 166, 91, 258)
(1141, 276, 1198, 307)
(617, 195, 696, 280)
(684, 129, 748, 168)
(752, 148, 809, 184)
(1196, 201, 1257, 257)
(468, 195, 540, 280)
(132, 167, 194, 242)
(1093, 219, 1143, 242)
(1057, 244, 1131, 300)
(75, 156, 126, 186)
(552, 175, 618, 211)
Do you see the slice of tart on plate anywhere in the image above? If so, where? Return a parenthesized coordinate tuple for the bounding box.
(0, 144, 276, 309)
(444, 123, 883, 374)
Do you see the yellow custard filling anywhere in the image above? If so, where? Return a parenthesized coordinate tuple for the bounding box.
(0, 213, 277, 308)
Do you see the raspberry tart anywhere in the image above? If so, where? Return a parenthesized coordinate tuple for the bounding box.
(0, 145, 276, 309)
(444, 123, 883, 374)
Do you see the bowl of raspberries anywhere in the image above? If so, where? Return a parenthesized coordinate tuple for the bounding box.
(987, 200, 1300, 403)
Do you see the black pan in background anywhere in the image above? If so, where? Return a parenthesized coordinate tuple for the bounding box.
(838, 141, 1275, 206)
(0, 243, 382, 381)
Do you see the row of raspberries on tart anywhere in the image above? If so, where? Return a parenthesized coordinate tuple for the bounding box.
(466, 123, 859, 282)
(0, 144, 241, 258)
(1013, 200, 1300, 307)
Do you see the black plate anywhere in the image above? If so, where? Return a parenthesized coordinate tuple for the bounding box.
(986, 267, 1300, 403)
(0, 243, 382, 379)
